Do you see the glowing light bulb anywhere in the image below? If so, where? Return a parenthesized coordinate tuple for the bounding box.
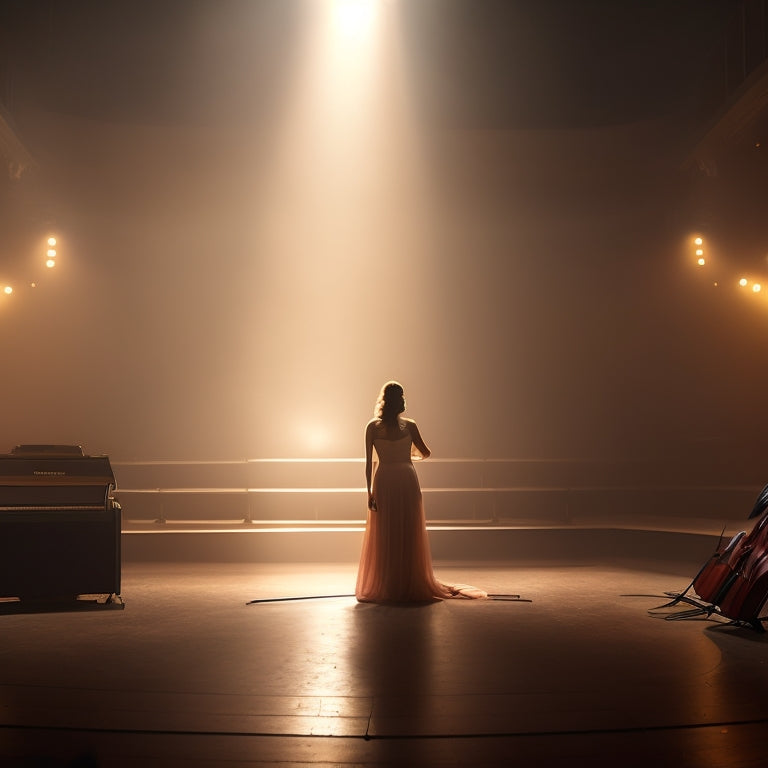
(46, 259, 56, 268)
(46, 249, 56, 258)
(694, 237, 703, 246)
(754, 283, 762, 293)
(47, 237, 57, 246)
(739, 278, 748, 287)
(697, 258, 705, 266)
(3, 286, 12, 295)
(695, 249, 704, 256)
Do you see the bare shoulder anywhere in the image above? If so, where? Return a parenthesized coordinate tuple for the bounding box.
(365, 418, 381, 437)
(405, 418, 430, 458)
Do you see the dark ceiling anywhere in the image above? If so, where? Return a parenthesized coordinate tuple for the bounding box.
(0, 0, 727, 130)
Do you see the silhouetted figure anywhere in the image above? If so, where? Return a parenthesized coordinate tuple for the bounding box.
(355, 381, 486, 603)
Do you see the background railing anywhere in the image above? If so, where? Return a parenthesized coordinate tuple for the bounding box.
(112, 458, 767, 531)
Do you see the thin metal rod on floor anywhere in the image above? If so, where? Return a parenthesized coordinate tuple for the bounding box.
(247, 594, 354, 604)
(247, 593, 529, 604)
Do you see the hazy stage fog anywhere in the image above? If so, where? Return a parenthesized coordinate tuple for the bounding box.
(1, 1, 766, 468)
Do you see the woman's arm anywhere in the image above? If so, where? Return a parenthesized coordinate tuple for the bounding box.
(365, 420, 377, 510)
(407, 419, 431, 459)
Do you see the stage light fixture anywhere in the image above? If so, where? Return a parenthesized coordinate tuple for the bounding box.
(334, 0, 376, 37)
(45, 236, 58, 269)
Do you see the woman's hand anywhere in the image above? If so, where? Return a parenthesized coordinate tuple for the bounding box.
(368, 494, 377, 512)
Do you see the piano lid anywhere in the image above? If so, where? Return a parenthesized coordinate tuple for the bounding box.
(0, 446, 115, 487)
(11, 445, 85, 457)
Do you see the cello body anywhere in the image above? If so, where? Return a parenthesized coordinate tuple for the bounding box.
(692, 530, 747, 604)
(717, 555, 768, 622)
(714, 512, 768, 623)
(693, 485, 768, 626)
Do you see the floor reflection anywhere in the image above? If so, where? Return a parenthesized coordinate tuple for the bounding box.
(350, 602, 440, 736)
(5, 562, 768, 766)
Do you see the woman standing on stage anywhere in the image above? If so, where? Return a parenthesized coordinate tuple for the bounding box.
(355, 381, 486, 603)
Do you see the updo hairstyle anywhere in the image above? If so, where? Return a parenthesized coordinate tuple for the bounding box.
(374, 381, 405, 423)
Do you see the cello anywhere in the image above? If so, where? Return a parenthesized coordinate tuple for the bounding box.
(711, 501, 768, 630)
(661, 483, 768, 630)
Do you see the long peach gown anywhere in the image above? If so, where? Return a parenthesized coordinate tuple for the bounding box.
(355, 432, 486, 603)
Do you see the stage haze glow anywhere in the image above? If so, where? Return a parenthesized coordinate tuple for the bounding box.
(249, 0, 440, 459)
(1, 1, 767, 473)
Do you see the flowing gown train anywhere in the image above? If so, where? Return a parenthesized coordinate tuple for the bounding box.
(355, 433, 486, 603)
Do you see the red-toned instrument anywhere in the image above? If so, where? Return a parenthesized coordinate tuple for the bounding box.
(713, 508, 768, 628)
(691, 529, 747, 605)
(658, 484, 768, 631)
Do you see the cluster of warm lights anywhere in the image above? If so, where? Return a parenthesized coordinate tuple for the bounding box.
(2, 235, 59, 301)
(739, 277, 762, 293)
(46, 237, 57, 269)
(693, 234, 766, 297)
(694, 236, 706, 266)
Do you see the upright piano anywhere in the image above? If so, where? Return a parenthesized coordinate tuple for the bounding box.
(0, 445, 121, 601)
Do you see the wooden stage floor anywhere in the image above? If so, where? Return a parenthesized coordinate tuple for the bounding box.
(2, 549, 768, 767)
